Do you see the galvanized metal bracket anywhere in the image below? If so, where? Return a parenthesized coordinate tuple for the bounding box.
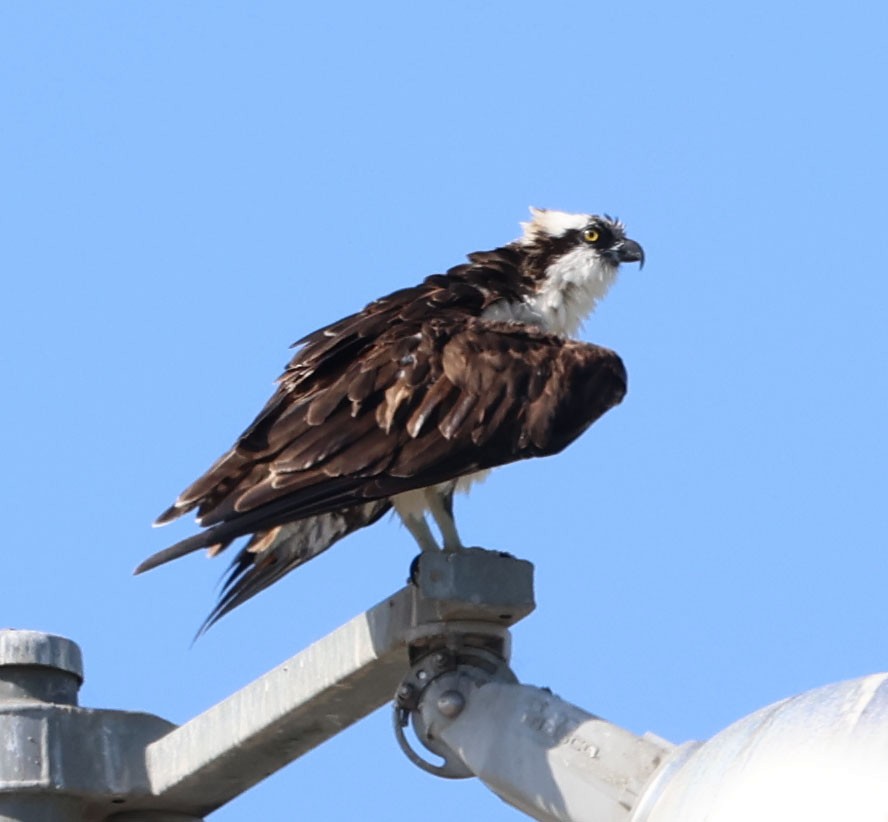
(0, 547, 536, 820)
(393, 631, 518, 779)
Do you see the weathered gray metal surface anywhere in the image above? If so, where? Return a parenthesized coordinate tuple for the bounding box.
(144, 584, 416, 814)
(0, 549, 535, 819)
(0, 630, 190, 821)
(0, 629, 83, 705)
(0, 630, 83, 680)
(9, 554, 888, 822)
(0, 794, 85, 822)
(142, 548, 534, 815)
(413, 547, 535, 623)
(399, 631, 674, 822)
(429, 681, 673, 822)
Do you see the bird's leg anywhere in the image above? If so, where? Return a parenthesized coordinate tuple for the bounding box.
(401, 512, 440, 554)
(393, 492, 441, 553)
(425, 488, 464, 552)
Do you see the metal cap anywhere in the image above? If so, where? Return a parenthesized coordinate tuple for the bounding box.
(0, 629, 84, 705)
(0, 630, 84, 683)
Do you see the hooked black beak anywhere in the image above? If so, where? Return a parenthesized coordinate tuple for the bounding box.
(616, 238, 645, 269)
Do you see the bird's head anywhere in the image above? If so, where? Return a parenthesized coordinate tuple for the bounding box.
(516, 207, 644, 336)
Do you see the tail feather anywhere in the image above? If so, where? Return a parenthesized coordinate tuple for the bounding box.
(134, 530, 225, 574)
(153, 503, 191, 527)
(194, 501, 391, 636)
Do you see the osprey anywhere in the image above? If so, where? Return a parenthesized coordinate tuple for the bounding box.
(138, 208, 644, 630)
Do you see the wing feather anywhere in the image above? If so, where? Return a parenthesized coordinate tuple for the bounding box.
(405, 375, 457, 438)
(438, 391, 479, 441)
(141, 250, 625, 630)
(144, 318, 625, 573)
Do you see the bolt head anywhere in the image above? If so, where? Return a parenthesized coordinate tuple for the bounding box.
(436, 689, 466, 718)
(396, 683, 416, 708)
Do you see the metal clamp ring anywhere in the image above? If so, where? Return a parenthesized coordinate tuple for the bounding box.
(392, 703, 474, 779)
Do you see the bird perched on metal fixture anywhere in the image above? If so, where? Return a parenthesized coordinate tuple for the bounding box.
(137, 208, 644, 631)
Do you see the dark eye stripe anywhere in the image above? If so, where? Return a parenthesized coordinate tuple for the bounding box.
(583, 223, 615, 248)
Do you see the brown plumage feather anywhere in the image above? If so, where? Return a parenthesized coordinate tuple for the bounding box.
(142, 315, 624, 570)
(140, 241, 629, 629)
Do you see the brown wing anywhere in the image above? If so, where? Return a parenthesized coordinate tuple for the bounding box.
(152, 252, 527, 525)
(137, 315, 625, 575)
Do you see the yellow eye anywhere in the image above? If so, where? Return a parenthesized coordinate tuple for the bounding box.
(583, 228, 600, 243)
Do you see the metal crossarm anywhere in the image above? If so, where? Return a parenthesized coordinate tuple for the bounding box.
(5, 547, 888, 821)
(0, 549, 535, 820)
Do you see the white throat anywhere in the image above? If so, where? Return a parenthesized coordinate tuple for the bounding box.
(529, 246, 620, 336)
(483, 247, 620, 337)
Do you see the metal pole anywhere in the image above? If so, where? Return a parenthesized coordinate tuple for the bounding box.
(0, 630, 86, 822)
(417, 677, 674, 821)
(393, 618, 675, 821)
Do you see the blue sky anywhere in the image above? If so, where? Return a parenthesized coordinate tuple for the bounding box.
(3, 2, 887, 818)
